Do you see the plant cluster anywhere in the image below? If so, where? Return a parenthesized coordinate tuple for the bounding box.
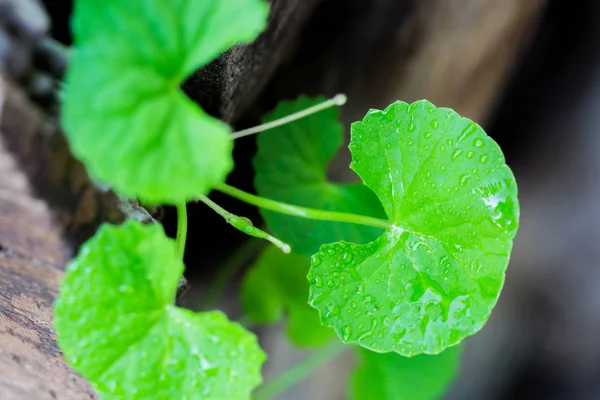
(53, 1, 519, 399)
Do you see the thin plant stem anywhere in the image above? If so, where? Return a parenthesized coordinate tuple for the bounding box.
(231, 94, 347, 140)
(198, 237, 266, 311)
(253, 341, 348, 400)
(197, 195, 291, 253)
(175, 202, 188, 261)
(216, 183, 393, 231)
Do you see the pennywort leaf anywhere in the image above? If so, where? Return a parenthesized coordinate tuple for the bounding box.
(254, 96, 385, 258)
(54, 220, 265, 399)
(62, 0, 269, 204)
(241, 247, 333, 346)
(309, 100, 519, 355)
(351, 345, 462, 400)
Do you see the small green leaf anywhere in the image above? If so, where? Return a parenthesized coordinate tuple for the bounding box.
(309, 100, 519, 355)
(352, 345, 462, 400)
(254, 96, 386, 257)
(62, 0, 269, 204)
(54, 220, 265, 399)
(241, 246, 333, 346)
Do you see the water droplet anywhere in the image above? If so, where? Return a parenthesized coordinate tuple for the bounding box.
(472, 168, 478, 174)
(408, 140, 414, 146)
(408, 122, 416, 132)
(313, 276, 323, 288)
(324, 302, 338, 317)
(452, 149, 463, 160)
(424, 131, 432, 138)
(430, 119, 440, 129)
(474, 138, 485, 148)
(341, 326, 352, 341)
(459, 175, 471, 186)
(480, 154, 489, 164)
(326, 279, 335, 288)
(466, 151, 475, 159)
(312, 255, 321, 266)
(393, 327, 407, 342)
(458, 122, 478, 143)
(446, 138, 454, 146)
(362, 295, 376, 304)
(343, 252, 353, 263)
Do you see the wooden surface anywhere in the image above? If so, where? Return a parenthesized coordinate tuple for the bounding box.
(0, 104, 96, 399)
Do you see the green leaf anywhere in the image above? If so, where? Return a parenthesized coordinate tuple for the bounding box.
(62, 0, 269, 204)
(254, 96, 386, 257)
(352, 345, 462, 400)
(309, 100, 519, 355)
(54, 220, 265, 399)
(241, 246, 333, 346)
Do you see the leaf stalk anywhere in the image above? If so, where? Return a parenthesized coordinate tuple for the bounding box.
(175, 202, 188, 261)
(231, 94, 347, 139)
(216, 183, 392, 231)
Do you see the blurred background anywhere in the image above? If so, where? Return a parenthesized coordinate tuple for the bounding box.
(4, 0, 600, 398)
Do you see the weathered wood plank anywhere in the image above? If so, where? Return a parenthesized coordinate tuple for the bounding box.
(0, 126, 96, 399)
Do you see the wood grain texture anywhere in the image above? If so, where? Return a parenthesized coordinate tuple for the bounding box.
(258, 0, 546, 124)
(0, 116, 96, 399)
(0, 80, 153, 247)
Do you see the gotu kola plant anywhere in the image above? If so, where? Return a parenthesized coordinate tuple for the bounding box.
(53, 0, 519, 399)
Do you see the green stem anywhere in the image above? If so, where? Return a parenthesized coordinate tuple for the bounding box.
(175, 202, 188, 261)
(198, 195, 291, 253)
(231, 94, 347, 140)
(253, 341, 348, 400)
(216, 183, 393, 231)
(198, 238, 266, 311)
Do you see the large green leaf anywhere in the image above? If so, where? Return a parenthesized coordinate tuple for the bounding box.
(62, 0, 269, 204)
(309, 100, 519, 355)
(352, 345, 462, 400)
(241, 247, 333, 346)
(254, 96, 385, 257)
(54, 221, 265, 399)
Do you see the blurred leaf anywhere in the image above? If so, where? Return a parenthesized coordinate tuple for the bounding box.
(254, 96, 385, 257)
(352, 345, 462, 400)
(63, 0, 269, 203)
(241, 246, 333, 346)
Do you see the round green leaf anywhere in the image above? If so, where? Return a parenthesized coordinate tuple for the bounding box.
(254, 96, 385, 257)
(352, 345, 462, 400)
(309, 100, 519, 355)
(54, 220, 265, 399)
(241, 247, 333, 346)
(62, 0, 269, 204)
